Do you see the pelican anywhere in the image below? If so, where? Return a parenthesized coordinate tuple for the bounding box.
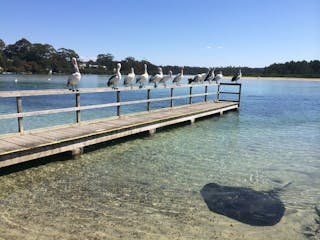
(213, 71, 223, 83)
(172, 66, 184, 85)
(136, 64, 149, 88)
(107, 63, 121, 89)
(159, 70, 172, 87)
(231, 69, 242, 82)
(67, 57, 81, 91)
(204, 68, 215, 82)
(124, 67, 135, 87)
(200, 69, 210, 83)
(149, 67, 163, 88)
(188, 72, 206, 84)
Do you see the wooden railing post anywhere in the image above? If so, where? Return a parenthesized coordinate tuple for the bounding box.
(76, 93, 80, 123)
(16, 96, 24, 134)
(170, 87, 174, 107)
(147, 89, 151, 111)
(204, 85, 208, 102)
(189, 86, 193, 104)
(217, 83, 220, 101)
(117, 90, 121, 116)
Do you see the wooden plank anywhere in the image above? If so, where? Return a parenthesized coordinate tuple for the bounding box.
(30, 133, 57, 142)
(219, 91, 240, 95)
(16, 96, 24, 133)
(0, 101, 239, 163)
(220, 83, 241, 86)
(0, 139, 25, 152)
(0, 83, 218, 98)
(2, 134, 51, 148)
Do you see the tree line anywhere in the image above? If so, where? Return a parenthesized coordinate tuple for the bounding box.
(0, 38, 319, 77)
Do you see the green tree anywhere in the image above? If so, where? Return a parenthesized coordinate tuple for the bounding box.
(4, 38, 32, 59)
(96, 53, 114, 73)
(0, 39, 5, 51)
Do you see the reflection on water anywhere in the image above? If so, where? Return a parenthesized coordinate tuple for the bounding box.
(0, 76, 320, 239)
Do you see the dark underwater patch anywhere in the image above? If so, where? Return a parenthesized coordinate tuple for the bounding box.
(200, 183, 285, 226)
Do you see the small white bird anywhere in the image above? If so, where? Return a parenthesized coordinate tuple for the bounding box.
(107, 63, 122, 89)
(231, 69, 242, 83)
(213, 71, 223, 83)
(136, 64, 149, 88)
(159, 70, 172, 87)
(149, 67, 163, 88)
(67, 57, 81, 91)
(124, 67, 135, 87)
(172, 66, 184, 85)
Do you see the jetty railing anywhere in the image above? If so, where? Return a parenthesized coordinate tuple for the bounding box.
(0, 83, 241, 134)
(218, 83, 242, 106)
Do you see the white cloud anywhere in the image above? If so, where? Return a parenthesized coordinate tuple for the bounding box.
(206, 46, 212, 49)
(217, 46, 223, 49)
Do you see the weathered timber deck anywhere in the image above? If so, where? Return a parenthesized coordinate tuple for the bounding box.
(0, 100, 238, 168)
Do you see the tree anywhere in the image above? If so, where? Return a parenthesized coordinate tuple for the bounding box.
(0, 39, 6, 71)
(0, 39, 5, 51)
(4, 38, 32, 59)
(96, 53, 115, 72)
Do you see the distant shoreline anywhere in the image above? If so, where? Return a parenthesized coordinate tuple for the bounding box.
(235, 76, 320, 82)
(1, 72, 320, 82)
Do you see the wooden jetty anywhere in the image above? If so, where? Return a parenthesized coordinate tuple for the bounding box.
(0, 83, 241, 168)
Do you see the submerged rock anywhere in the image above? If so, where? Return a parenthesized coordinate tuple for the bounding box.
(200, 183, 285, 226)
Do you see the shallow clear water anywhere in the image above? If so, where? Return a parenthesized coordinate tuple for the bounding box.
(0, 75, 320, 239)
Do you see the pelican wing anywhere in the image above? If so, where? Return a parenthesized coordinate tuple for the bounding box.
(173, 73, 181, 82)
(136, 76, 141, 83)
(108, 74, 117, 86)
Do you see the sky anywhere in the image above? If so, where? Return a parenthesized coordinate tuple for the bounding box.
(0, 0, 319, 67)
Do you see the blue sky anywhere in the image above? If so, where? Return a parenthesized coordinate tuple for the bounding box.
(1, 0, 319, 67)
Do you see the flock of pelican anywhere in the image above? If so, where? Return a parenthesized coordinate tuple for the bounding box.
(67, 58, 242, 91)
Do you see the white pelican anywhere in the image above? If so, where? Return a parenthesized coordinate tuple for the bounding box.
(149, 67, 163, 88)
(204, 68, 215, 82)
(231, 69, 242, 82)
(213, 71, 223, 83)
(172, 66, 184, 85)
(107, 63, 121, 89)
(124, 67, 135, 87)
(67, 57, 81, 91)
(188, 72, 206, 84)
(136, 64, 149, 88)
(159, 70, 172, 87)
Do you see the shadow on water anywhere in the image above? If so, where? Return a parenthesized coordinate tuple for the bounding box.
(200, 182, 286, 226)
(0, 152, 73, 177)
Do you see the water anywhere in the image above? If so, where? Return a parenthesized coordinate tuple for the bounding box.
(0, 75, 319, 239)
